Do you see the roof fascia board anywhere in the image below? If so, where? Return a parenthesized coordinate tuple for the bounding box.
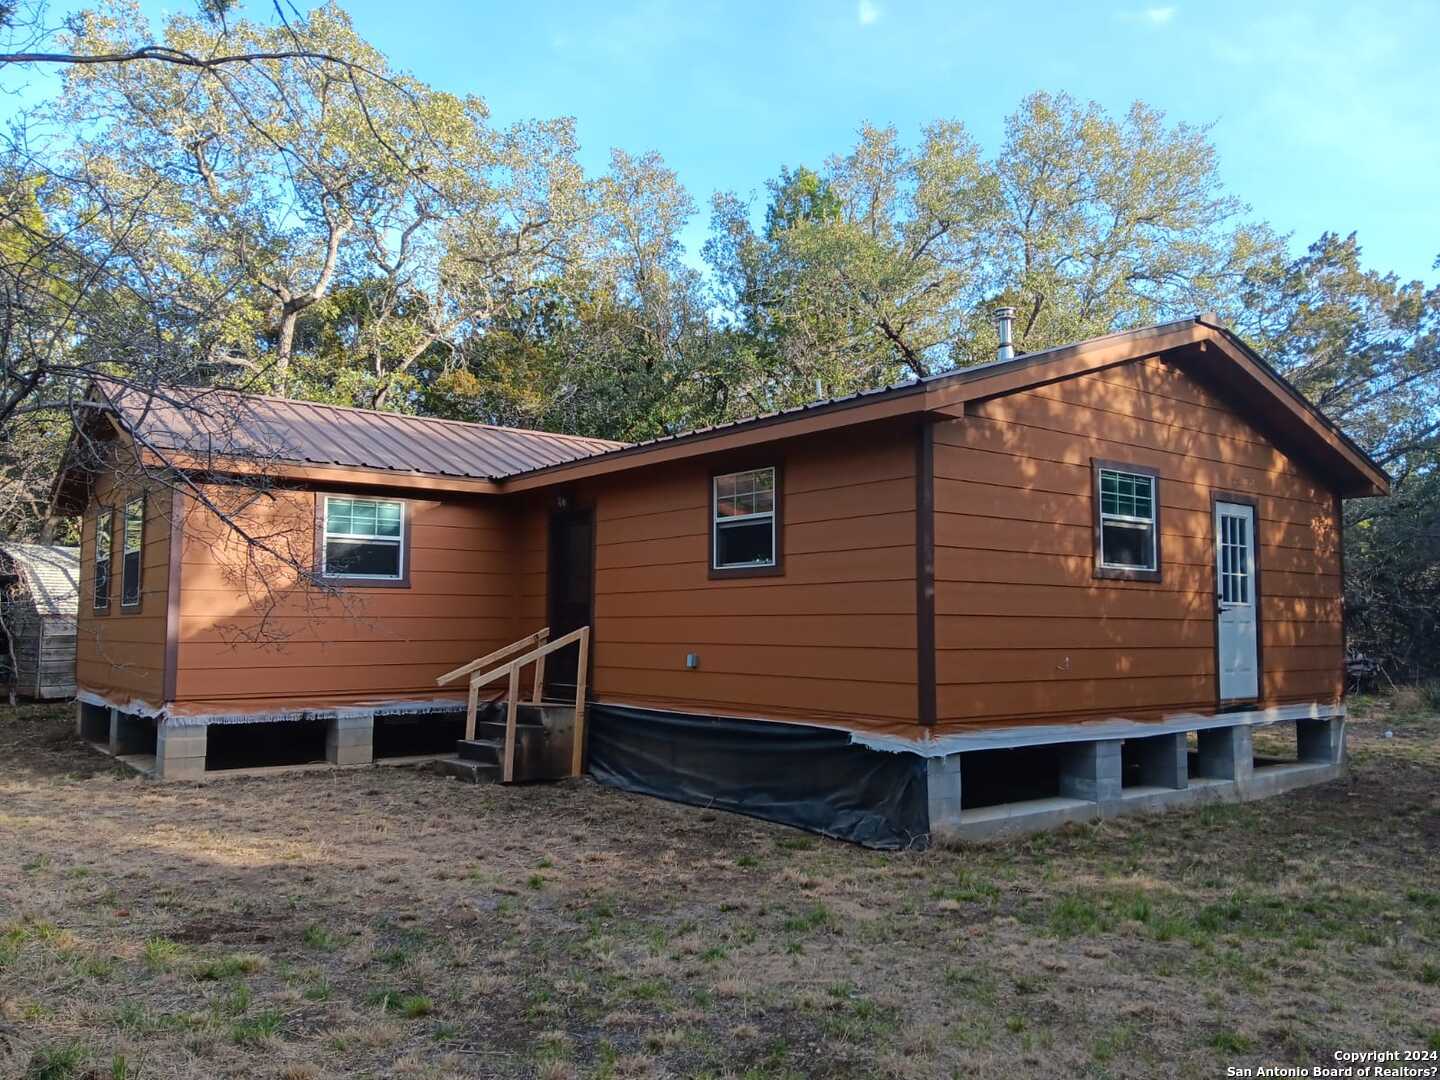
(1197, 325, 1389, 496)
(142, 450, 504, 496)
(921, 321, 1210, 411)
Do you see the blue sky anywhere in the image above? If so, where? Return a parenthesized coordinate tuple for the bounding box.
(341, 0, 1439, 284)
(18, 0, 1440, 283)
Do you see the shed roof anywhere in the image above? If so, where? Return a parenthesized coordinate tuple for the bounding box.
(0, 543, 80, 616)
(93, 381, 626, 482)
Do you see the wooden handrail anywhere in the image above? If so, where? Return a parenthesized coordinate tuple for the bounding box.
(459, 626, 587, 694)
(442, 625, 592, 783)
(436, 627, 550, 686)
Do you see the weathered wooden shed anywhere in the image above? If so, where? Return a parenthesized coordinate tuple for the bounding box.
(0, 543, 80, 700)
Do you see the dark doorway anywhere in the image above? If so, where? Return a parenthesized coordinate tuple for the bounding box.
(546, 506, 594, 697)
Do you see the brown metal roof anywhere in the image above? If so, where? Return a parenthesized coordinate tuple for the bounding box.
(94, 382, 626, 482)
(72, 316, 1386, 499)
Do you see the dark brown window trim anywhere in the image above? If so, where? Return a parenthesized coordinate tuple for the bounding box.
(1210, 490, 1265, 707)
(1091, 458, 1163, 583)
(708, 461, 785, 581)
(163, 490, 186, 704)
(313, 492, 413, 589)
(119, 494, 145, 612)
(915, 421, 937, 727)
(92, 504, 114, 616)
(1335, 491, 1347, 702)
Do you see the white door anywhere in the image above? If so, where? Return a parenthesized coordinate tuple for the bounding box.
(1215, 501, 1259, 701)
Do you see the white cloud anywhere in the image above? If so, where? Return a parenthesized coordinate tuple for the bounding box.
(857, 0, 881, 26)
(1118, 6, 1178, 26)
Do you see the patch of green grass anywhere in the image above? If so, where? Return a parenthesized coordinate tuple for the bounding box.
(1049, 895, 1109, 937)
(1150, 915, 1192, 943)
(22, 855, 52, 873)
(736, 854, 760, 869)
(115, 1001, 163, 1035)
(781, 903, 832, 933)
(231, 1008, 283, 1045)
(1407, 889, 1440, 910)
(366, 987, 403, 1010)
(221, 984, 252, 1017)
(774, 835, 816, 852)
(77, 955, 115, 980)
(365, 986, 431, 1016)
(930, 871, 1001, 905)
(1092, 1023, 1138, 1063)
(819, 997, 901, 1043)
(193, 953, 265, 981)
(1419, 963, 1440, 986)
(141, 936, 181, 972)
(374, 947, 410, 968)
(527, 874, 545, 890)
(24, 1043, 84, 1080)
(301, 924, 337, 951)
(1209, 1030, 1254, 1054)
(302, 977, 332, 1002)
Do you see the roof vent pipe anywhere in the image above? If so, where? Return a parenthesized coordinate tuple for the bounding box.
(994, 307, 1016, 361)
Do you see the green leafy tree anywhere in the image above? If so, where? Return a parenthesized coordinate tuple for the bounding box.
(708, 92, 1281, 408)
(1238, 235, 1440, 678)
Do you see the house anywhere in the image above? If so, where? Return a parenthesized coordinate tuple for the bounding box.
(0, 542, 80, 701)
(50, 315, 1388, 846)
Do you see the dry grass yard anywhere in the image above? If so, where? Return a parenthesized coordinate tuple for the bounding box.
(1, 700, 1437, 1080)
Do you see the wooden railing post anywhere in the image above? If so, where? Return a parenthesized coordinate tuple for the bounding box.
(465, 675, 480, 741)
(503, 664, 521, 784)
(531, 627, 550, 704)
(571, 626, 590, 778)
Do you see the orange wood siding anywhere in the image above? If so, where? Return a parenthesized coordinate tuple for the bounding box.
(932, 356, 1343, 729)
(75, 472, 173, 706)
(566, 423, 920, 730)
(169, 485, 527, 713)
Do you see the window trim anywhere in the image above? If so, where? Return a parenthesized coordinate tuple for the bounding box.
(315, 494, 412, 589)
(93, 505, 114, 614)
(120, 495, 145, 609)
(1091, 459, 1162, 583)
(709, 463, 784, 580)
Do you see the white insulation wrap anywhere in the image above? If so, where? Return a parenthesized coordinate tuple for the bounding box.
(850, 702, 1346, 757)
(76, 690, 471, 727)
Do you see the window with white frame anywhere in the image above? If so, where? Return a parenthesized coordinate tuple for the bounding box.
(323, 496, 405, 580)
(94, 507, 114, 610)
(712, 467, 777, 570)
(120, 497, 144, 607)
(1096, 467, 1158, 573)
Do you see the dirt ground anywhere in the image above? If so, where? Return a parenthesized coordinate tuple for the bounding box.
(1, 699, 1437, 1080)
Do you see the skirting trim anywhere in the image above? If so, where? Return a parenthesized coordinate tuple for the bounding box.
(853, 702, 1347, 757)
(76, 690, 470, 728)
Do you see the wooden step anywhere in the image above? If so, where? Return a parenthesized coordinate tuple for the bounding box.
(457, 738, 502, 765)
(432, 756, 500, 784)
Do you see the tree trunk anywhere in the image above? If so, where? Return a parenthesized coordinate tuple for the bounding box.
(274, 311, 298, 394)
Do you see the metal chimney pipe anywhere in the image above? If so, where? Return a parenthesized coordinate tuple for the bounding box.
(994, 307, 1016, 361)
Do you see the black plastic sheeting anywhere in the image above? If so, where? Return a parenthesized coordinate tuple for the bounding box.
(587, 704, 930, 849)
